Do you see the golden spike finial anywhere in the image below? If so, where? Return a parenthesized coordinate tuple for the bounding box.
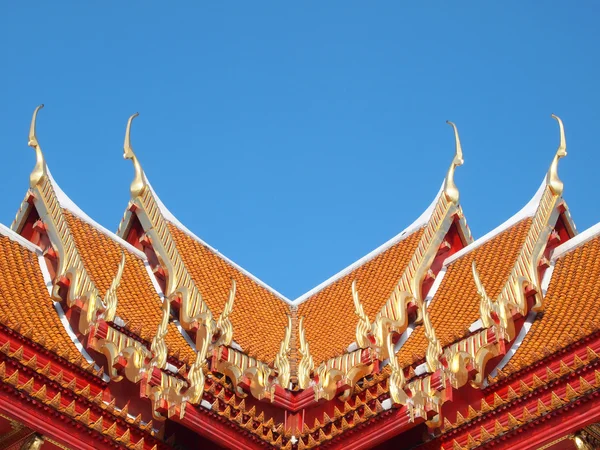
(443, 121, 464, 204)
(103, 252, 126, 322)
(422, 301, 442, 372)
(547, 114, 567, 195)
(472, 261, 494, 328)
(215, 279, 236, 347)
(352, 280, 372, 349)
(28, 104, 47, 188)
(151, 295, 171, 369)
(274, 315, 292, 389)
(386, 332, 408, 404)
(123, 112, 147, 198)
(297, 316, 314, 390)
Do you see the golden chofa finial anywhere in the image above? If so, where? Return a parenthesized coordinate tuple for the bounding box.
(28, 104, 47, 188)
(547, 114, 567, 196)
(123, 112, 147, 198)
(443, 121, 464, 204)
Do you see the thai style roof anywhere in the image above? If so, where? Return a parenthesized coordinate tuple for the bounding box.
(297, 226, 425, 365)
(0, 224, 90, 369)
(397, 217, 533, 368)
(500, 222, 600, 375)
(166, 221, 291, 363)
(0, 107, 598, 450)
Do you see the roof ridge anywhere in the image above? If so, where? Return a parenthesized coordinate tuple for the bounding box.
(292, 184, 443, 305)
(145, 178, 293, 304)
(551, 221, 600, 260)
(47, 169, 147, 261)
(0, 223, 42, 253)
(444, 179, 546, 266)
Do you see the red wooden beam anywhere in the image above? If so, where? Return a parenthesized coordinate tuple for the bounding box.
(0, 388, 115, 450)
(176, 404, 268, 450)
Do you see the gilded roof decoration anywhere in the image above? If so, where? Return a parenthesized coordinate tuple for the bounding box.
(2, 108, 598, 450)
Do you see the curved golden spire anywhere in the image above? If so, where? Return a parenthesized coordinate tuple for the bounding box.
(297, 316, 314, 390)
(352, 280, 372, 349)
(28, 104, 47, 188)
(443, 121, 464, 204)
(472, 261, 493, 328)
(547, 114, 567, 195)
(103, 252, 126, 322)
(123, 112, 147, 198)
(274, 315, 292, 389)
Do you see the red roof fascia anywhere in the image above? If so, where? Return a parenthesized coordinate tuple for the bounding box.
(175, 403, 267, 450)
(0, 324, 105, 390)
(322, 405, 420, 449)
(0, 386, 113, 450)
(436, 333, 600, 449)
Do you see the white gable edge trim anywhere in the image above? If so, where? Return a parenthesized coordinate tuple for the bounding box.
(292, 185, 444, 305)
(47, 170, 148, 261)
(0, 223, 41, 253)
(551, 221, 600, 260)
(444, 179, 546, 266)
(145, 178, 293, 304)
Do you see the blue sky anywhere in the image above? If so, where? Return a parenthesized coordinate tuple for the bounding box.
(1, 3, 598, 299)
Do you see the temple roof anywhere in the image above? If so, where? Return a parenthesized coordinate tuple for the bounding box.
(3, 107, 597, 450)
(500, 222, 600, 375)
(0, 224, 99, 374)
(167, 221, 290, 363)
(398, 217, 533, 368)
(47, 172, 197, 364)
(297, 217, 425, 365)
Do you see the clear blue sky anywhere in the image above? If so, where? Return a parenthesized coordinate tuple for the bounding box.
(1, 3, 598, 299)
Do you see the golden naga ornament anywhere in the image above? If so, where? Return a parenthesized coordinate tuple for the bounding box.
(121, 114, 241, 404)
(297, 316, 314, 390)
(352, 281, 372, 350)
(386, 332, 408, 404)
(422, 301, 442, 373)
(547, 114, 567, 196)
(123, 112, 147, 198)
(151, 295, 171, 370)
(103, 252, 126, 323)
(273, 315, 293, 389)
(472, 114, 569, 327)
(443, 120, 464, 204)
(28, 104, 47, 188)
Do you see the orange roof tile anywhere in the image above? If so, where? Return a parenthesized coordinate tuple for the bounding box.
(64, 212, 195, 363)
(397, 219, 532, 367)
(0, 234, 81, 363)
(168, 223, 290, 363)
(297, 228, 425, 365)
(505, 233, 600, 373)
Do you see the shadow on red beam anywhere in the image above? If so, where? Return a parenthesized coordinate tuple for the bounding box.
(176, 403, 267, 450)
(325, 405, 421, 450)
(0, 327, 104, 389)
(269, 384, 317, 412)
(443, 389, 600, 450)
(0, 387, 113, 450)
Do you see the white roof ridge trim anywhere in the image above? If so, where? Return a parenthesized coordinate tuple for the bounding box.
(444, 179, 546, 266)
(0, 223, 42, 253)
(292, 184, 444, 305)
(47, 169, 147, 261)
(144, 178, 293, 304)
(551, 221, 600, 260)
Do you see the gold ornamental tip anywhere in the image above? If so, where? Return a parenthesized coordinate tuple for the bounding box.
(28, 104, 44, 148)
(443, 120, 464, 204)
(28, 104, 48, 188)
(547, 114, 567, 196)
(122, 112, 147, 198)
(123, 112, 139, 159)
(550, 114, 567, 158)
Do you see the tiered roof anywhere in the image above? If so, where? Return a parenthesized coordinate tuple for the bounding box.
(0, 106, 597, 450)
